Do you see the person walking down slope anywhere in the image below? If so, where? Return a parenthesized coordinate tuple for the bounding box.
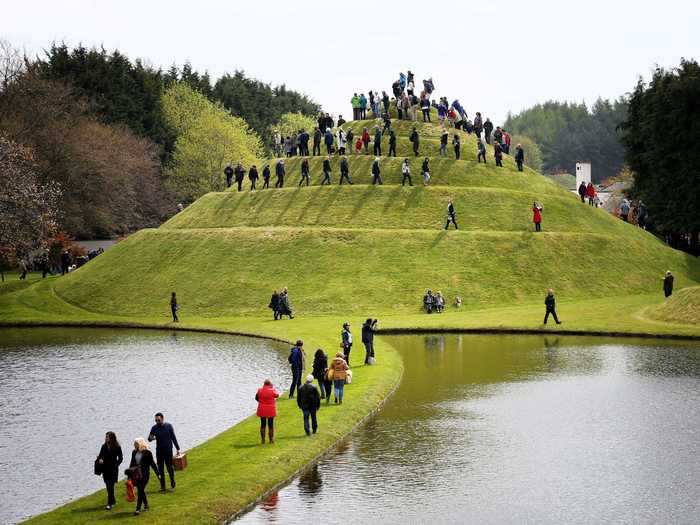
(372, 158, 383, 185)
(401, 158, 413, 186)
(361, 318, 378, 365)
(297, 375, 321, 436)
(532, 202, 543, 232)
(288, 340, 306, 399)
(97, 431, 123, 510)
(422, 157, 431, 185)
(148, 412, 180, 492)
(445, 200, 458, 230)
(299, 157, 311, 187)
(543, 289, 562, 325)
(515, 144, 525, 172)
(340, 156, 353, 184)
(388, 129, 397, 157)
(312, 127, 322, 156)
(477, 139, 487, 163)
(578, 181, 587, 203)
(275, 160, 286, 188)
(663, 271, 674, 298)
(440, 128, 449, 156)
(322, 156, 332, 185)
(453, 134, 461, 160)
(494, 142, 504, 167)
(170, 292, 179, 322)
(586, 182, 596, 206)
(410, 126, 420, 156)
(341, 322, 353, 366)
(312, 348, 331, 401)
(269, 290, 281, 320)
(330, 352, 349, 404)
(224, 163, 234, 188)
(324, 127, 334, 155)
(256, 379, 279, 444)
(373, 127, 382, 156)
(128, 438, 159, 515)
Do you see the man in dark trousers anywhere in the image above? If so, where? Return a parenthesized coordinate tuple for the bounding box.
(275, 160, 285, 188)
(224, 163, 234, 188)
(299, 158, 310, 186)
(288, 340, 305, 399)
(297, 375, 321, 436)
(445, 200, 458, 230)
(234, 162, 245, 191)
(578, 181, 587, 203)
(388, 129, 397, 157)
(339, 156, 353, 184)
(543, 289, 562, 325)
(312, 127, 322, 156)
(248, 165, 258, 190)
(515, 144, 525, 172)
(663, 271, 674, 297)
(298, 129, 310, 156)
(148, 412, 180, 492)
(61, 250, 71, 275)
(371, 158, 382, 185)
(321, 156, 332, 185)
(262, 164, 271, 189)
(483, 118, 494, 144)
(361, 318, 378, 365)
(373, 127, 382, 156)
(409, 127, 420, 156)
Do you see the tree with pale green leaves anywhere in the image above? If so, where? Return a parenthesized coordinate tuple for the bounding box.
(162, 83, 263, 201)
(270, 112, 317, 142)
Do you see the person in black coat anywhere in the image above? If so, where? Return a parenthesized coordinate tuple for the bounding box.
(544, 289, 562, 325)
(663, 271, 674, 297)
(322, 157, 332, 185)
(371, 158, 382, 185)
(300, 158, 311, 187)
(248, 165, 259, 190)
(224, 163, 234, 188)
(234, 162, 245, 191)
(312, 127, 322, 156)
(297, 375, 321, 435)
(97, 431, 123, 510)
(61, 250, 71, 275)
(515, 144, 525, 172)
(312, 348, 332, 402)
(128, 438, 159, 515)
(262, 164, 271, 189)
(275, 160, 285, 188)
(578, 181, 587, 203)
(388, 129, 397, 157)
(361, 318, 378, 364)
(339, 156, 353, 185)
(269, 290, 281, 320)
(409, 127, 420, 156)
(445, 200, 458, 230)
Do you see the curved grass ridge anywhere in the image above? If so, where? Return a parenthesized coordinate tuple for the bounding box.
(645, 286, 700, 325)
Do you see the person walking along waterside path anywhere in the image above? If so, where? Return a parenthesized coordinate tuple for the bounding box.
(148, 412, 181, 492)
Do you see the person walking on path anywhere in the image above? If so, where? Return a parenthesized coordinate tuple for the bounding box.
(362, 127, 370, 154)
(321, 156, 332, 185)
(278, 287, 294, 318)
(299, 129, 310, 156)
(288, 340, 305, 399)
(388, 129, 397, 157)
(275, 160, 286, 188)
(483, 118, 494, 144)
(262, 164, 271, 189)
(586, 182, 596, 206)
(224, 163, 234, 188)
(439, 129, 449, 156)
(256, 379, 279, 444)
(97, 431, 123, 510)
(422, 157, 431, 185)
(324, 128, 334, 155)
(578, 181, 587, 203)
(619, 198, 631, 221)
(148, 412, 180, 492)
(351, 93, 360, 120)
(337, 128, 347, 155)
(340, 156, 353, 184)
(361, 318, 378, 365)
(453, 134, 461, 160)
(532, 202, 543, 232)
(663, 271, 674, 297)
(312, 127, 322, 156)
(373, 127, 382, 156)
(515, 144, 525, 171)
(410, 126, 420, 156)
(543, 289, 562, 325)
(445, 200, 458, 230)
(128, 438, 159, 515)
(299, 158, 311, 187)
(341, 322, 353, 366)
(61, 250, 71, 275)
(330, 352, 349, 404)
(312, 349, 331, 401)
(401, 158, 413, 186)
(234, 162, 245, 191)
(248, 165, 258, 190)
(297, 375, 321, 436)
(494, 142, 504, 167)
(269, 290, 281, 320)
(372, 158, 383, 185)
(477, 138, 487, 163)
(170, 292, 179, 322)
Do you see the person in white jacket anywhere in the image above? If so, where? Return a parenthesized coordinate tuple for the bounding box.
(401, 158, 413, 186)
(337, 128, 347, 155)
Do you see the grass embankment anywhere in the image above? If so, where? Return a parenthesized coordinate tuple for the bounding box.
(2, 114, 699, 524)
(645, 286, 700, 325)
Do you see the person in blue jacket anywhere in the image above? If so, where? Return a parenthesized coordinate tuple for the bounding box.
(288, 340, 305, 398)
(452, 99, 467, 120)
(148, 412, 180, 492)
(324, 128, 334, 155)
(359, 93, 368, 119)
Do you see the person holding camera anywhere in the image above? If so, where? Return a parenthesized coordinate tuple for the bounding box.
(532, 201, 543, 232)
(361, 318, 378, 365)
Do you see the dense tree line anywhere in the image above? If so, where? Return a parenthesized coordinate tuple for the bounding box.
(504, 99, 627, 182)
(620, 59, 700, 255)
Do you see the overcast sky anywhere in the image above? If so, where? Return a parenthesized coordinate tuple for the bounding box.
(3, 0, 699, 124)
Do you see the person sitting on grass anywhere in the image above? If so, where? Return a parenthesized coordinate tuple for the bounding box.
(423, 289, 434, 313)
(435, 291, 445, 313)
(532, 202, 543, 232)
(297, 375, 321, 436)
(544, 289, 562, 325)
(454, 295, 463, 308)
(255, 379, 279, 444)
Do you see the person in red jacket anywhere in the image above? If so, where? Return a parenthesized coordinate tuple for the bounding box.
(586, 182, 596, 206)
(532, 201, 543, 232)
(255, 379, 279, 444)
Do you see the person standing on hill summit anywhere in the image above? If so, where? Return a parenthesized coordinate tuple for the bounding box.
(543, 289, 562, 325)
(663, 271, 674, 297)
(351, 93, 360, 120)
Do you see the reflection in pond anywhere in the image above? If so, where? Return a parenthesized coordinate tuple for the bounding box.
(237, 334, 700, 525)
(0, 328, 289, 525)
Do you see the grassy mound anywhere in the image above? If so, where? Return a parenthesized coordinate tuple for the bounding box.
(646, 286, 700, 325)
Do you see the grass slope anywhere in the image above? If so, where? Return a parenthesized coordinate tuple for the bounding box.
(646, 286, 700, 325)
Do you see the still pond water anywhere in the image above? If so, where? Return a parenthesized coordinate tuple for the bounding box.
(237, 334, 700, 525)
(0, 328, 289, 524)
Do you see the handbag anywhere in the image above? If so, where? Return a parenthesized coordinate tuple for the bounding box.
(326, 368, 334, 382)
(173, 452, 188, 471)
(125, 479, 136, 502)
(125, 465, 142, 483)
(94, 458, 103, 476)
(345, 369, 353, 384)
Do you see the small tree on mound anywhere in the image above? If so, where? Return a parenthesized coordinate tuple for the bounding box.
(162, 83, 263, 201)
(270, 112, 318, 142)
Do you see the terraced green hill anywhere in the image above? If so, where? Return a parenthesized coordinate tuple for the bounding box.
(39, 117, 699, 319)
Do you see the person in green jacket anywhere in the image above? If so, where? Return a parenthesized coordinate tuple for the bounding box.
(351, 93, 361, 120)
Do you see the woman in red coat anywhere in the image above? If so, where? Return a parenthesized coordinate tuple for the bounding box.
(532, 201, 543, 232)
(256, 379, 279, 444)
(586, 182, 596, 206)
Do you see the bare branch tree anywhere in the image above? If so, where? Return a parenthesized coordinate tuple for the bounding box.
(0, 39, 25, 91)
